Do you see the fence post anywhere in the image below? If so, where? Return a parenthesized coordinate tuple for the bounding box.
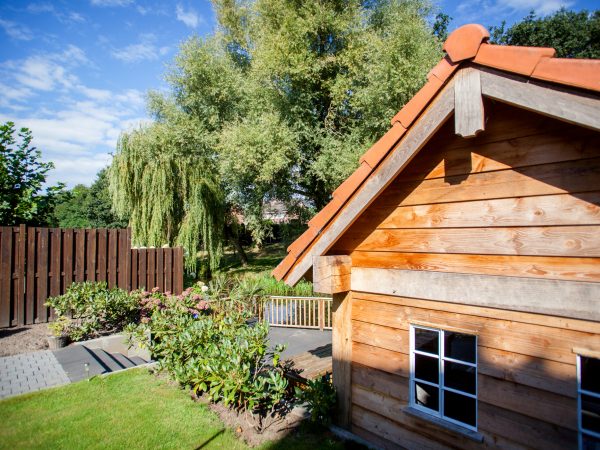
(318, 298, 325, 331)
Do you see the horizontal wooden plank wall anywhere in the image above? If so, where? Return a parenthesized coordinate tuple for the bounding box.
(325, 102, 600, 448)
(349, 293, 584, 450)
(331, 102, 600, 284)
(0, 226, 184, 327)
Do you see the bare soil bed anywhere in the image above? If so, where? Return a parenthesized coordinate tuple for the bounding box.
(0, 324, 50, 357)
(192, 391, 309, 447)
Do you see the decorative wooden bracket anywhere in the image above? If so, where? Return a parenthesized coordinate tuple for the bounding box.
(313, 255, 351, 294)
(454, 67, 485, 138)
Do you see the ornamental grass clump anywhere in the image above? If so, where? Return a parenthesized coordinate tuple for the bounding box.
(126, 281, 289, 415)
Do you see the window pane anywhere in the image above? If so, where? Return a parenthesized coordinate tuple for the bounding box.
(582, 357, 600, 393)
(415, 328, 439, 355)
(415, 381, 439, 412)
(444, 361, 476, 395)
(582, 394, 600, 433)
(444, 391, 476, 427)
(582, 432, 600, 450)
(444, 332, 476, 363)
(415, 353, 439, 384)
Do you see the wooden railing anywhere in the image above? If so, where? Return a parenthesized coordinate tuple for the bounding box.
(258, 296, 332, 330)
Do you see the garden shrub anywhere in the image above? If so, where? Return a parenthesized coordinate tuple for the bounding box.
(126, 281, 290, 414)
(295, 374, 337, 425)
(46, 281, 140, 341)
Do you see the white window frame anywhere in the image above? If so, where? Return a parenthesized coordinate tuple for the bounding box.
(577, 354, 600, 449)
(409, 324, 478, 432)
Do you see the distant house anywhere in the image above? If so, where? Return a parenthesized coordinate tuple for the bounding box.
(274, 24, 600, 449)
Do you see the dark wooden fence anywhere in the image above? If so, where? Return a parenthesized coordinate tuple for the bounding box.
(0, 225, 184, 328)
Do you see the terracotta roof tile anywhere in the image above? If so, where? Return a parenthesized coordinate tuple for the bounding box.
(272, 253, 296, 281)
(391, 76, 443, 127)
(475, 44, 555, 76)
(443, 24, 489, 63)
(275, 22, 600, 284)
(427, 56, 460, 82)
(360, 123, 407, 168)
(287, 226, 319, 258)
(332, 162, 372, 201)
(307, 196, 344, 230)
(532, 58, 600, 93)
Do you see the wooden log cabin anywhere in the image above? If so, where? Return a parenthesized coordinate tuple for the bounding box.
(273, 24, 600, 449)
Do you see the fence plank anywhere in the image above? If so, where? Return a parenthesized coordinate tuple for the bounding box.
(165, 248, 172, 293)
(0, 229, 12, 327)
(16, 225, 26, 326)
(118, 230, 128, 290)
(26, 228, 36, 324)
(86, 229, 96, 282)
(130, 249, 138, 290)
(125, 229, 132, 291)
(147, 249, 155, 291)
(37, 228, 49, 322)
(108, 229, 117, 288)
(49, 229, 61, 320)
(157, 248, 164, 291)
(75, 229, 85, 283)
(138, 249, 147, 290)
(97, 229, 107, 282)
(174, 247, 183, 294)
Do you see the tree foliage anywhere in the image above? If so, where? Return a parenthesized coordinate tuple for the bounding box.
(109, 0, 441, 268)
(490, 8, 600, 58)
(53, 168, 129, 228)
(0, 122, 63, 226)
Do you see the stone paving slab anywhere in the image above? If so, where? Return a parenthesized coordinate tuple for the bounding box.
(0, 351, 70, 399)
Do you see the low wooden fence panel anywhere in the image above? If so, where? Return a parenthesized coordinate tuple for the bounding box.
(0, 226, 184, 328)
(259, 296, 332, 330)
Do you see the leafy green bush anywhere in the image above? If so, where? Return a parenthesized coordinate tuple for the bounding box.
(127, 281, 289, 413)
(296, 375, 337, 425)
(46, 282, 139, 341)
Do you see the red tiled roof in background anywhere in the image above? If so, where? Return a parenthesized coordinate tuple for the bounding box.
(273, 23, 600, 283)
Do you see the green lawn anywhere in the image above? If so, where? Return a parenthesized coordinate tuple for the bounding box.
(0, 368, 352, 450)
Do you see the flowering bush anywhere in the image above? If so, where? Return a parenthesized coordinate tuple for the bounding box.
(46, 281, 139, 341)
(126, 280, 289, 413)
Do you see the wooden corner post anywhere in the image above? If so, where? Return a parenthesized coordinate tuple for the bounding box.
(314, 255, 352, 428)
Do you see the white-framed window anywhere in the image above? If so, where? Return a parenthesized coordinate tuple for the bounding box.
(409, 324, 478, 431)
(577, 355, 600, 449)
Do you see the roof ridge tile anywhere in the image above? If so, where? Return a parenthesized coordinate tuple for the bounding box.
(474, 43, 555, 76)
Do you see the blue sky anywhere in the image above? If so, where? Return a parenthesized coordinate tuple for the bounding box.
(0, 0, 595, 187)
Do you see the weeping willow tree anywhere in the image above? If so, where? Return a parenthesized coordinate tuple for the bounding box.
(109, 118, 225, 272)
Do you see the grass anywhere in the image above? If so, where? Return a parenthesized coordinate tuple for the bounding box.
(0, 368, 353, 450)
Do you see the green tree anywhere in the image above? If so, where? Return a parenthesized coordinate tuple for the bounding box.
(109, 0, 441, 268)
(53, 184, 91, 228)
(53, 169, 129, 229)
(0, 122, 63, 226)
(490, 8, 600, 58)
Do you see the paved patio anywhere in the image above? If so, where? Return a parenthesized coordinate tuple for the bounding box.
(0, 327, 332, 400)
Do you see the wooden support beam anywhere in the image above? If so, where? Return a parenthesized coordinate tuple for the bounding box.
(313, 255, 351, 294)
(351, 267, 600, 322)
(454, 67, 484, 138)
(332, 291, 352, 428)
(480, 67, 600, 131)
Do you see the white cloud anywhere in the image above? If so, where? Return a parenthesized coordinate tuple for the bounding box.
(176, 4, 203, 28)
(90, 0, 133, 6)
(0, 43, 149, 187)
(27, 3, 86, 25)
(111, 34, 170, 63)
(0, 19, 34, 41)
(456, 0, 572, 22)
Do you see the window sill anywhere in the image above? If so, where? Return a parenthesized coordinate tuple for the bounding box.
(404, 406, 484, 443)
